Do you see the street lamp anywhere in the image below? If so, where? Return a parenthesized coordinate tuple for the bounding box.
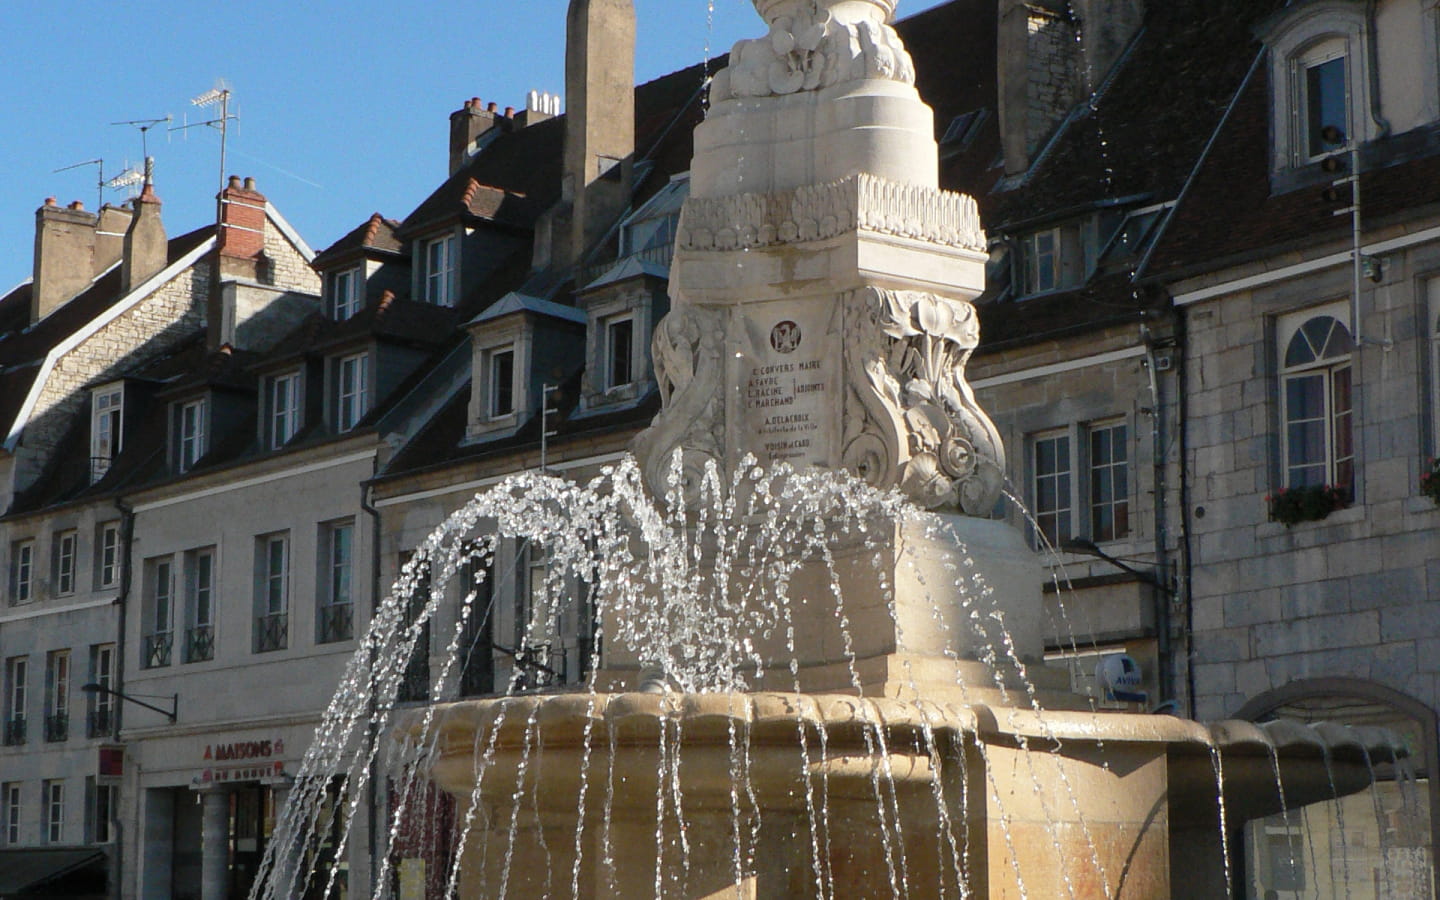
(1060, 537, 1177, 707)
(81, 683, 177, 723)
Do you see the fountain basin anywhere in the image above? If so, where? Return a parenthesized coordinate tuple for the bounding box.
(402, 692, 1403, 899)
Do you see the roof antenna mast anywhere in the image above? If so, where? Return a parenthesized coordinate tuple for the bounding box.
(173, 81, 237, 195)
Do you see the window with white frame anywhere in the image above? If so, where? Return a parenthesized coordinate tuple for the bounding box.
(318, 520, 355, 644)
(605, 315, 635, 390)
(329, 266, 363, 320)
(9, 539, 34, 604)
(1088, 422, 1130, 542)
(97, 522, 120, 591)
(1263, 6, 1371, 170)
(3, 657, 26, 746)
(488, 347, 516, 418)
(256, 533, 289, 653)
(90, 385, 123, 482)
(1279, 309, 1355, 494)
(2, 783, 18, 845)
(424, 234, 456, 306)
(143, 558, 174, 669)
(185, 548, 215, 663)
(44, 650, 69, 743)
(1016, 219, 1101, 297)
(54, 530, 77, 596)
(269, 371, 302, 449)
(177, 398, 207, 472)
(1031, 430, 1073, 548)
(43, 780, 63, 844)
(336, 353, 370, 432)
(88, 644, 114, 738)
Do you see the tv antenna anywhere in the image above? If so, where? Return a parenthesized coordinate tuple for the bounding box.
(111, 115, 172, 165)
(52, 158, 106, 210)
(172, 81, 237, 192)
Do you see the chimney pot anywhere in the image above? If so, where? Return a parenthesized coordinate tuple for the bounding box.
(228, 175, 242, 189)
(488, 102, 499, 113)
(243, 176, 256, 191)
(44, 196, 56, 207)
(505, 106, 515, 118)
(68, 200, 84, 211)
(472, 96, 482, 107)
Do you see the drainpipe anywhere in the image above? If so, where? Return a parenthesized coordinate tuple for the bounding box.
(1174, 308, 1197, 719)
(1140, 318, 1174, 705)
(110, 495, 135, 900)
(359, 481, 383, 897)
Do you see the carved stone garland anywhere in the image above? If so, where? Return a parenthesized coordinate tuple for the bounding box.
(843, 287, 1005, 514)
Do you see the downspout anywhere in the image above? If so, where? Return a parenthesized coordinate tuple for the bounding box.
(111, 495, 136, 900)
(1364, 0, 1392, 140)
(1140, 319, 1173, 705)
(1175, 308, 1196, 718)
(359, 480, 383, 898)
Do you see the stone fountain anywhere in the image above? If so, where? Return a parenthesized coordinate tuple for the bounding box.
(385, 2, 1404, 898)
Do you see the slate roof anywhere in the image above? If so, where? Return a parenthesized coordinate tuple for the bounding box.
(312, 212, 404, 268)
(1147, 67, 1440, 279)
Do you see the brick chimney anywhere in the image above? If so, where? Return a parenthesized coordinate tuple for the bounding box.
(122, 161, 167, 293)
(217, 175, 267, 281)
(94, 203, 134, 276)
(31, 198, 98, 323)
(450, 97, 504, 176)
(558, 0, 635, 271)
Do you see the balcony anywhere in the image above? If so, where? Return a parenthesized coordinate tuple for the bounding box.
(44, 712, 68, 743)
(256, 612, 288, 653)
(88, 707, 115, 739)
(317, 603, 354, 644)
(185, 624, 214, 663)
(2, 716, 25, 746)
(142, 632, 173, 669)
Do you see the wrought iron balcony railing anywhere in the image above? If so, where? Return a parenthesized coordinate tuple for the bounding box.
(317, 603, 354, 644)
(256, 612, 288, 653)
(44, 712, 68, 743)
(2, 716, 25, 746)
(185, 625, 214, 663)
(88, 708, 115, 739)
(142, 632, 173, 669)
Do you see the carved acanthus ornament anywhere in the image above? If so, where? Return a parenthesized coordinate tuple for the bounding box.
(710, 0, 915, 100)
(678, 174, 985, 253)
(844, 287, 1004, 513)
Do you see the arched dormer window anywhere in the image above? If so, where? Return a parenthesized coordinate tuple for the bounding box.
(1280, 308, 1355, 494)
(1261, 1, 1372, 170)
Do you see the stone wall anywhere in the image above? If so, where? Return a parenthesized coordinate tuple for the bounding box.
(1182, 239, 1440, 721)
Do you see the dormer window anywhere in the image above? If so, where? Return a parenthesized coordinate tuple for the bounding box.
(424, 234, 456, 306)
(604, 316, 634, 390)
(1263, 3, 1371, 171)
(329, 267, 362, 320)
(1015, 219, 1099, 297)
(176, 399, 207, 473)
(335, 353, 370, 432)
(90, 385, 123, 483)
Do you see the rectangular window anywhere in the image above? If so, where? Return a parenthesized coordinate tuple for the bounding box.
(142, 558, 174, 669)
(318, 521, 355, 644)
(3, 658, 26, 746)
(489, 348, 515, 418)
(1088, 423, 1130, 542)
(97, 522, 120, 590)
(329, 267, 362, 320)
(178, 399, 207, 472)
(43, 780, 63, 844)
(337, 354, 370, 432)
(424, 234, 455, 306)
(185, 549, 216, 663)
(256, 534, 289, 653)
(10, 539, 35, 604)
(1305, 54, 1348, 158)
(397, 552, 431, 703)
(270, 372, 302, 449)
(44, 650, 69, 743)
(458, 559, 495, 697)
(91, 386, 123, 482)
(606, 317, 635, 389)
(54, 531, 77, 596)
(2, 783, 18, 845)
(89, 778, 116, 844)
(1032, 431, 1072, 549)
(88, 644, 115, 738)
(1022, 228, 1059, 295)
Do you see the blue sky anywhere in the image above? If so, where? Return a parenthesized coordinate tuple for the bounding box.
(0, 0, 947, 291)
